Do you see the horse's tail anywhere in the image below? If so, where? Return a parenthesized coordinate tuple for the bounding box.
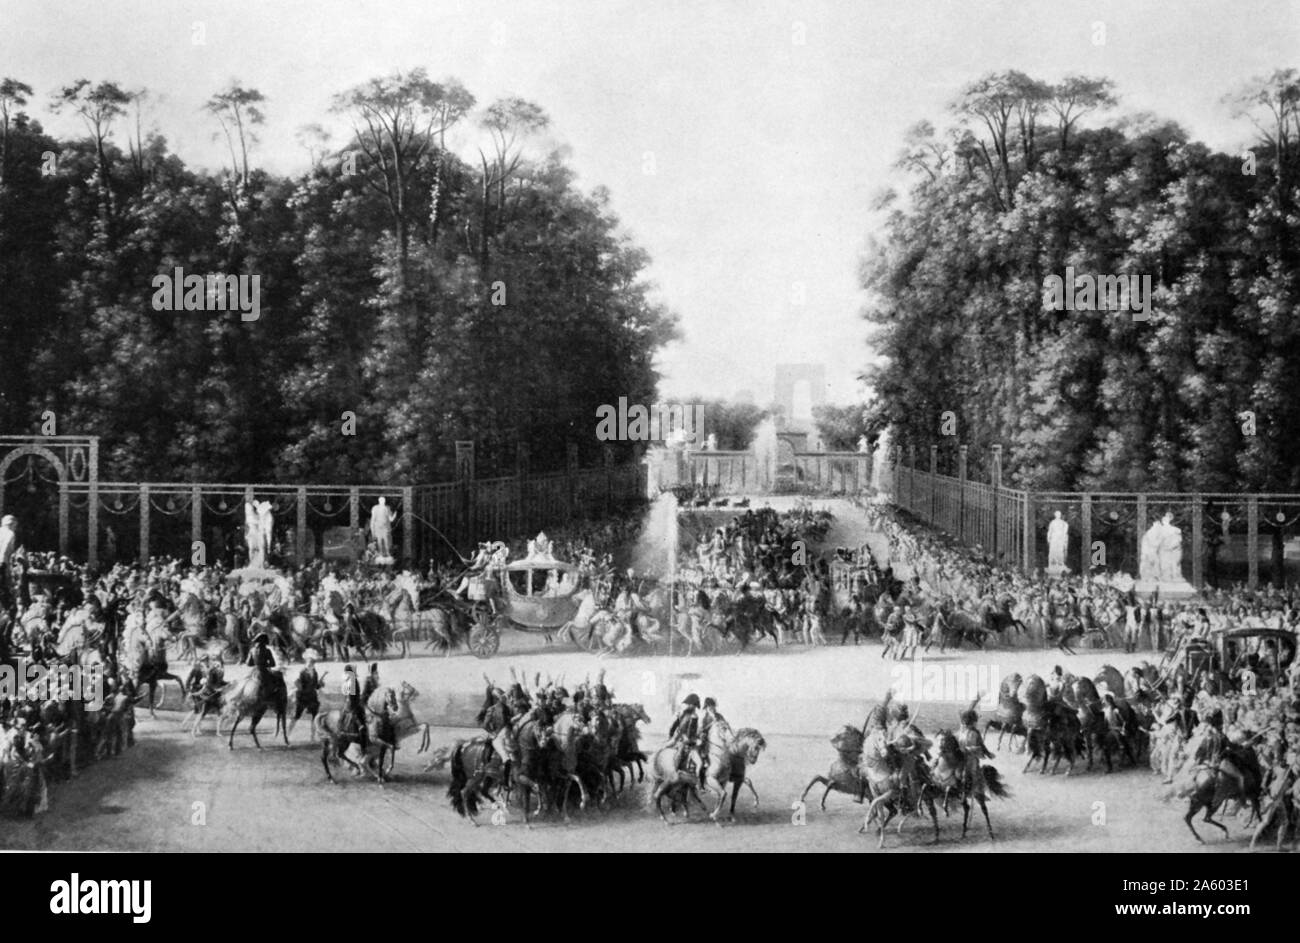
(447, 740, 470, 816)
(982, 765, 1010, 799)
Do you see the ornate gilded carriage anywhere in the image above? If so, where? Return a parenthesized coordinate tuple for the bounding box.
(467, 559, 583, 658)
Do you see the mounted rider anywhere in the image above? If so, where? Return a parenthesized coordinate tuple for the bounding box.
(1192, 709, 1246, 792)
(860, 700, 893, 801)
(478, 682, 515, 767)
(668, 693, 702, 775)
(186, 653, 224, 714)
(318, 570, 349, 636)
(699, 696, 729, 786)
(341, 664, 369, 750)
(361, 663, 381, 705)
(957, 705, 994, 798)
(886, 702, 930, 801)
(245, 632, 277, 689)
(289, 650, 325, 738)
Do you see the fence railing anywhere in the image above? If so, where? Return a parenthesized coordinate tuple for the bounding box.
(1, 439, 647, 569)
(890, 444, 1300, 591)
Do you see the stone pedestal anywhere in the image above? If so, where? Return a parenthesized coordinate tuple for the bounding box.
(1134, 578, 1198, 600)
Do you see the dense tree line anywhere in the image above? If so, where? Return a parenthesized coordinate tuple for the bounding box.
(0, 71, 677, 483)
(863, 69, 1300, 492)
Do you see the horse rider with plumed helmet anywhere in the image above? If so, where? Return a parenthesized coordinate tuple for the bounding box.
(958, 700, 994, 798)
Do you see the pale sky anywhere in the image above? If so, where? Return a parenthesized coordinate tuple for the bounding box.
(4, 0, 1298, 406)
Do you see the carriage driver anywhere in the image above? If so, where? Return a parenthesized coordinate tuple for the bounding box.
(667, 694, 701, 775)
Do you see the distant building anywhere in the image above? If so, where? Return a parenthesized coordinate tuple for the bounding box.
(774, 363, 826, 451)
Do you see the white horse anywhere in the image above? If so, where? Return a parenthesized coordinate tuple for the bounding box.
(556, 588, 615, 647)
(383, 680, 437, 774)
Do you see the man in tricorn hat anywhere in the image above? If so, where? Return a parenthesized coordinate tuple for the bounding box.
(668, 694, 701, 775)
(245, 632, 276, 690)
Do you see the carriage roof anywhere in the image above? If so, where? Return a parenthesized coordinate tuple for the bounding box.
(500, 560, 580, 574)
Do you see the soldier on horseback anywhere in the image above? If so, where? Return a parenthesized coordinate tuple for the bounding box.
(1194, 710, 1246, 792)
(246, 633, 276, 688)
(699, 697, 726, 786)
(477, 682, 515, 767)
(957, 708, 994, 798)
(288, 651, 325, 740)
(668, 693, 701, 776)
(341, 664, 369, 751)
(184, 654, 208, 704)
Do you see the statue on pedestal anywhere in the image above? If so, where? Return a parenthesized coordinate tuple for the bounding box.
(1046, 511, 1070, 574)
(1139, 511, 1190, 591)
(257, 500, 273, 562)
(370, 497, 396, 563)
(244, 499, 275, 570)
(244, 501, 264, 569)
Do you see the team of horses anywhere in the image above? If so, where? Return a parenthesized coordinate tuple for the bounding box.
(447, 702, 657, 826)
(798, 723, 1010, 848)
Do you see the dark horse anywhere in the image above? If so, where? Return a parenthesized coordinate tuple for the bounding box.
(447, 734, 517, 824)
(930, 729, 1011, 841)
(316, 687, 397, 783)
(1184, 749, 1263, 844)
(133, 637, 187, 718)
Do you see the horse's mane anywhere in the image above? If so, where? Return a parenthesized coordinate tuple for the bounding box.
(734, 727, 765, 749)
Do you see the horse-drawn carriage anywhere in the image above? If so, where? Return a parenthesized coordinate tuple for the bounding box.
(466, 560, 583, 658)
(1164, 625, 1297, 692)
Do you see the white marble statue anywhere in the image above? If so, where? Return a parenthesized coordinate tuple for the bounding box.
(705, 433, 718, 451)
(257, 500, 274, 563)
(1046, 511, 1070, 573)
(370, 497, 395, 561)
(244, 501, 264, 569)
(858, 435, 870, 453)
(1140, 512, 1183, 584)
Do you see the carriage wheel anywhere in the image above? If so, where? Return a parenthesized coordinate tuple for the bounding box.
(470, 623, 500, 659)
